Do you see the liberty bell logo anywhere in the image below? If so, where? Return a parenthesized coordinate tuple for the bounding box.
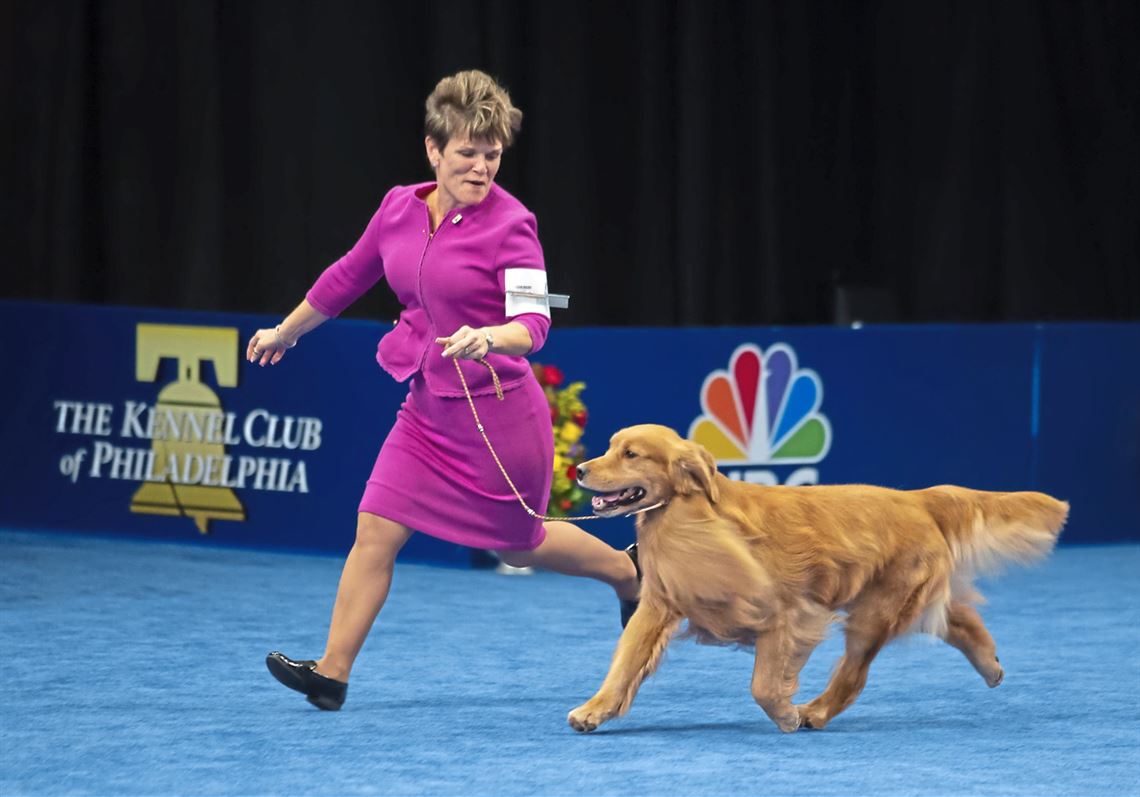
(129, 324, 246, 533)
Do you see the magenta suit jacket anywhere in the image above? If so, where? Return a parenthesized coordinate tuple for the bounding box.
(306, 182, 552, 398)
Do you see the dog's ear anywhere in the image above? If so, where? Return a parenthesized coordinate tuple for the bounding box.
(670, 440, 720, 503)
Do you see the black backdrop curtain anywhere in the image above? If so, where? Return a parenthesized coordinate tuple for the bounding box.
(3, 0, 1138, 326)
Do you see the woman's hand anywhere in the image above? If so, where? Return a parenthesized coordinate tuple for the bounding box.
(436, 325, 493, 360)
(246, 326, 295, 367)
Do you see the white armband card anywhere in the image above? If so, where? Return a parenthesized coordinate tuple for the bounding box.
(505, 267, 569, 318)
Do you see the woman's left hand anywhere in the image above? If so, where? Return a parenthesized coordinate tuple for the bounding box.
(436, 325, 492, 360)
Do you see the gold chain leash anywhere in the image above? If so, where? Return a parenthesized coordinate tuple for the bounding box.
(453, 357, 604, 522)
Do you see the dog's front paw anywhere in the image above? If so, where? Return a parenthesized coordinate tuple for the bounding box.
(773, 708, 803, 734)
(567, 699, 616, 733)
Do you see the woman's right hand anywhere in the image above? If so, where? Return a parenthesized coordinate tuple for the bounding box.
(246, 327, 294, 367)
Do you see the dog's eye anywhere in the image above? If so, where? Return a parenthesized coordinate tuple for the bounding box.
(624, 449, 639, 459)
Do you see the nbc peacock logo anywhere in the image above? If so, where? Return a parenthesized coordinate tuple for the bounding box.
(688, 343, 831, 485)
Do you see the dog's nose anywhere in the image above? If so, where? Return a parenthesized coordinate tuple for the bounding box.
(575, 464, 588, 481)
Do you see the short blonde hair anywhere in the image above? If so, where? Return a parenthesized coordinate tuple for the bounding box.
(424, 70, 523, 149)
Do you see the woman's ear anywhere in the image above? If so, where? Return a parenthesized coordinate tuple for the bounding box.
(670, 440, 720, 503)
(425, 136, 441, 169)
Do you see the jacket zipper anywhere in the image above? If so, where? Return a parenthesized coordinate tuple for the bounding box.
(415, 207, 449, 373)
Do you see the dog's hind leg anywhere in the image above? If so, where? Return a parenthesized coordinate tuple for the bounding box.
(941, 601, 1004, 687)
(567, 599, 680, 733)
(798, 572, 938, 729)
(796, 621, 888, 731)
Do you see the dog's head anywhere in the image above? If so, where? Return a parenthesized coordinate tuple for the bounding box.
(576, 424, 720, 516)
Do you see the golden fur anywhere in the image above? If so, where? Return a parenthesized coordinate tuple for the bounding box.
(568, 424, 1068, 733)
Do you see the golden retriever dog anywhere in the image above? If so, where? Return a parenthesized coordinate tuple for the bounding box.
(569, 424, 1068, 733)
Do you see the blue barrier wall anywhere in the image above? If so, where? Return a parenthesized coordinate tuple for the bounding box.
(1, 300, 1136, 563)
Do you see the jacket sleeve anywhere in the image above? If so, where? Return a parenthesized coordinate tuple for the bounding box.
(305, 189, 394, 317)
(496, 211, 552, 354)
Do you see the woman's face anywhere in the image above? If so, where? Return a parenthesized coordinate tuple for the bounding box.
(426, 134, 502, 209)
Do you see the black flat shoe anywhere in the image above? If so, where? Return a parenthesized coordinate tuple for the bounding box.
(265, 651, 348, 711)
(620, 542, 642, 629)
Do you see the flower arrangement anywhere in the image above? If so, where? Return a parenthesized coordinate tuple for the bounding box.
(533, 362, 590, 517)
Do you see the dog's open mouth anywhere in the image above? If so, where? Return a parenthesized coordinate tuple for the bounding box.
(590, 486, 647, 514)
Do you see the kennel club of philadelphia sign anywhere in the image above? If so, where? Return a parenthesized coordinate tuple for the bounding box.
(51, 324, 323, 533)
(688, 343, 832, 486)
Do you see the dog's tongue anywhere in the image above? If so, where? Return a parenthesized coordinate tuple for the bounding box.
(591, 489, 632, 510)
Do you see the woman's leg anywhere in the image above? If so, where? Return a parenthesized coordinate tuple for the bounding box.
(496, 520, 639, 600)
(314, 511, 413, 681)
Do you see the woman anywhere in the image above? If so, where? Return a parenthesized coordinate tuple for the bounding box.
(247, 70, 640, 711)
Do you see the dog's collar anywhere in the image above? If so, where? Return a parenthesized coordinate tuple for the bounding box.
(624, 500, 666, 517)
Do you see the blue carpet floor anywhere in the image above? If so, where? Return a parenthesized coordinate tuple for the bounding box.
(1, 529, 1138, 796)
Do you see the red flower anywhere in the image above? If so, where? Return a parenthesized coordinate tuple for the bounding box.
(559, 498, 573, 511)
(566, 465, 578, 480)
(571, 410, 587, 428)
(541, 365, 564, 387)
(550, 406, 558, 424)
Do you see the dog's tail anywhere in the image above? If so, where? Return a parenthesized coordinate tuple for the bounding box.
(921, 486, 1069, 579)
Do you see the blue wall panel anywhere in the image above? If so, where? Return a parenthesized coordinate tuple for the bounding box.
(0, 300, 1135, 562)
(1034, 324, 1140, 542)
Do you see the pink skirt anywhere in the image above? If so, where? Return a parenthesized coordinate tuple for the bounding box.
(358, 372, 553, 551)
